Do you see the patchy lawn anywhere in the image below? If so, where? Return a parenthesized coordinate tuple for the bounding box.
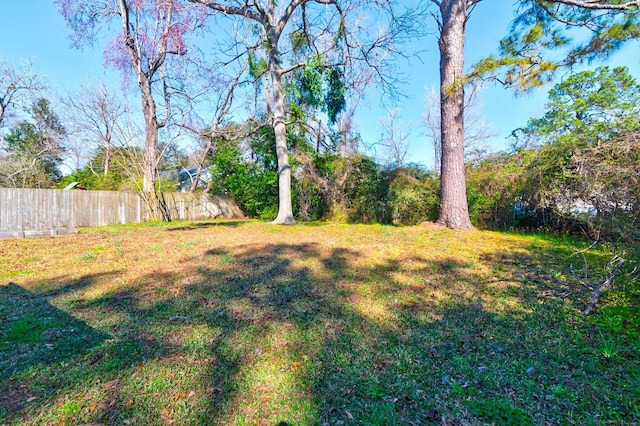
(0, 220, 638, 425)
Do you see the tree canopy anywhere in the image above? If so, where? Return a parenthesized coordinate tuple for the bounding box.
(1, 98, 66, 188)
(516, 66, 640, 146)
(472, 0, 640, 91)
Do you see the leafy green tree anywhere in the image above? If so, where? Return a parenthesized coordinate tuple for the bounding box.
(516, 66, 640, 146)
(473, 1, 640, 91)
(206, 129, 279, 219)
(287, 55, 346, 127)
(1, 98, 66, 188)
(513, 67, 640, 226)
(467, 66, 640, 242)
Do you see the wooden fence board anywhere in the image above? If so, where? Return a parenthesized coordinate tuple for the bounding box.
(0, 189, 243, 238)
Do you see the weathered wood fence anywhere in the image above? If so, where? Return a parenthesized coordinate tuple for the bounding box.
(0, 188, 244, 239)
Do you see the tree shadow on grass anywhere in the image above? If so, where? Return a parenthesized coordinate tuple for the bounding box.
(185, 241, 636, 425)
(3, 235, 637, 425)
(166, 220, 253, 232)
(191, 243, 366, 424)
(0, 271, 185, 424)
(0, 279, 110, 416)
(179, 244, 538, 424)
(304, 246, 637, 425)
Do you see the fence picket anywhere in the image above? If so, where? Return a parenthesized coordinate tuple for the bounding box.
(0, 189, 243, 238)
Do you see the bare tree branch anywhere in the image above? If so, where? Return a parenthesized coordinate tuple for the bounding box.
(584, 257, 625, 315)
(0, 59, 44, 129)
(191, 0, 263, 22)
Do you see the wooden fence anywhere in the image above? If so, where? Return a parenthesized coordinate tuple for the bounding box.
(0, 188, 244, 239)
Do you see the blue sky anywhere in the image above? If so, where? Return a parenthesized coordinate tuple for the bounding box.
(1, 1, 639, 171)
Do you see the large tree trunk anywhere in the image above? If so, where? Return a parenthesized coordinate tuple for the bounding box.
(139, 76, 164, 220)
(142, 116, 158, 194)
(436, 0, 473, 230)
(118, 0, 164, 220)
(103, 143, 111, 176)
(103, 127, 111, 176)
(269, 48, 296, 225)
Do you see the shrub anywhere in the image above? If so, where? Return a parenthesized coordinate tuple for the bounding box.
(388, 168, 439, 225)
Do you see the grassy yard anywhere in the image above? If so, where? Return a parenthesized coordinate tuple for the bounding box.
(0, 221, 638, 425)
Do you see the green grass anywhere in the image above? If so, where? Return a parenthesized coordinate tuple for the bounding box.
(0, 220, 638, 425)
